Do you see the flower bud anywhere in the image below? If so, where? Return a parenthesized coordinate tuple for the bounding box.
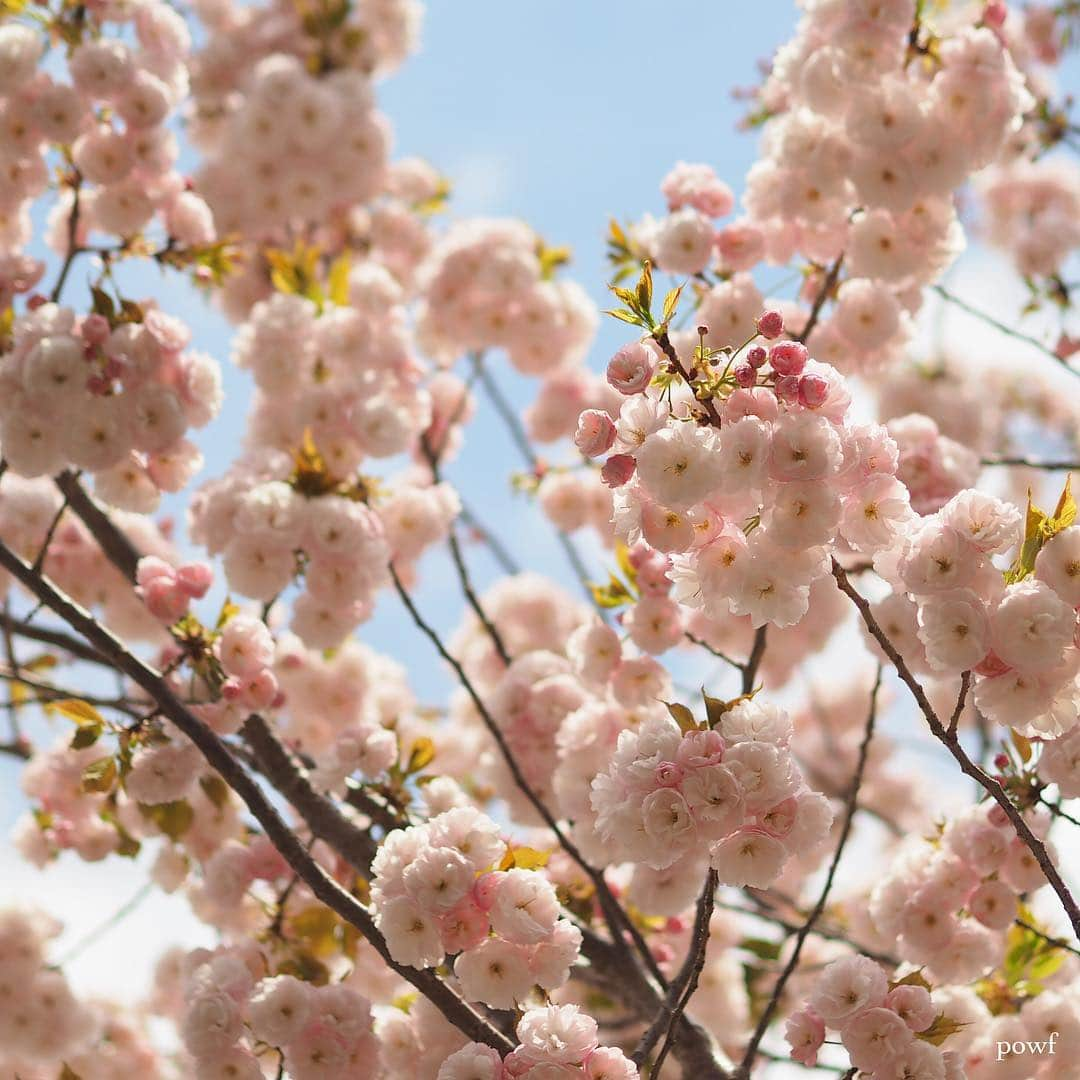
(573, 409, 617, 458)
(769, 340, 808, 377)
(756, 309, 784, 339)
(601, 453, 636, 488)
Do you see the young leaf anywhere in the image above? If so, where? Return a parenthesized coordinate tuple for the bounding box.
(604, 308, 645, 326)
(636, 260, 653, 317)
(406, 736, 435, 775)
(327, 252, 352, 307)
(81, 756, 117, 794)
(55, 699, 105, 728)
(662, 284, 683, 324)
(916, 1013, 969, 1047)
(665, 701, 698, 733)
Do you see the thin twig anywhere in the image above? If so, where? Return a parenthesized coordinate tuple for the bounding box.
(948, 671, 972, 737)
(1014, 918, 1080, 960)
(0, 537, 514, 1053)
(388, 564, 668, 990)
(471, 354, 599, 604)
(633, 869, 718, 1074)
(832, 559, 1080, 939)
(52, 881, 153, 967)
(796, 253, 844, 344)
(736, 663, 883, 1077)
(981, 456, 1080, 471)
(933, 284, 1078, 378)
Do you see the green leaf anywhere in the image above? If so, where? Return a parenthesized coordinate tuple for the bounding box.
(740, 936, 781, 961)
(498, 845, 551, 872)
(199, 774, 230, 810)
(636, 260, 653, 317)
(81, 756, 117, 794)
(1011, 728, 1032, 763)
(70, 725, 101, 750)
(603, 308, 645, 326)
(589, 574, 633, 609)
(90, 286, 115, 322)
(662, 284, 683, 325)
(1051, 474, 1076, 532)
(406, 737, 435, 775)
(327, 252, 351, 307)
(615, 541, 637, 587)
(138, 799, 194, 840)
(54, 699, 105, 727)
(889, 968, 932, 992)
(664, 701, 698, 734)
(916, 1013, 969, 1047)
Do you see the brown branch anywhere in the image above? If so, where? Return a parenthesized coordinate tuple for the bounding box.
(735, 663, 883, 1078)
(0, 610, 114, 667)
(981, 455, 1079, 471)
(0, 537, 514, 1053)
(796, 254, 844, 345)
(633, 869, 718, 1073)
(1014, 918, 1080, 960)
(54, 471, 141, 584)
(948, 671, 972, 737)
(831, 559, 1080, 939)
(389, 563, 669, 990)
(933, 284, 1079, 379)
(242, 714, 380, 873)
(742, 625, 768, 695)
(653, 329, 723, 426)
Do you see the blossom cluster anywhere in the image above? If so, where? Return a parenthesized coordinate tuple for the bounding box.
(869, 802, 1052, 984)
(869, 496, 1080, 737)
(0, 908, 164, 1075)
(439, 1004, 638, 1080)
(787, 956, 962, 1078)
(590, 700, 833, 890)
(594, 331, 913, 631)
(371, 807, 582, 1008)
(180, 951, 379, 1080)
(416, 219, 597, 375)
(0, 301, 221, 502)
(0, 5, 212, 256)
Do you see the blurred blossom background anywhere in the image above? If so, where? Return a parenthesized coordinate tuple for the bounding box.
(2, 0, 1079, 1036)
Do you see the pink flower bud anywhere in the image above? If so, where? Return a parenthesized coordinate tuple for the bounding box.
(769, 340, 808, 376)
(26, 293, 47, 310)
(756, 309, 784, 339)
(797, 373, 828, 408)
(601, 453, 636, 488)
(734, 362, 756, 388)
(139, 579, 189, 624)
(746, 345, 767, 368)
(774, 374, 800, 403)
(81, 314, 111, 346)
(136, 556, 176, 587)
(175, 561, 213, 599)
(606, 341, 655, 395)
(573, 409, 617, 458)
(983, 1, 1007, 28)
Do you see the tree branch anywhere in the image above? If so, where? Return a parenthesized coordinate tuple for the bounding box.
(0, 537, 514, 1053)
(831, 559, 1080, 939)
(736, 663, 883, 1077)
(632, 869, 718, 1073)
